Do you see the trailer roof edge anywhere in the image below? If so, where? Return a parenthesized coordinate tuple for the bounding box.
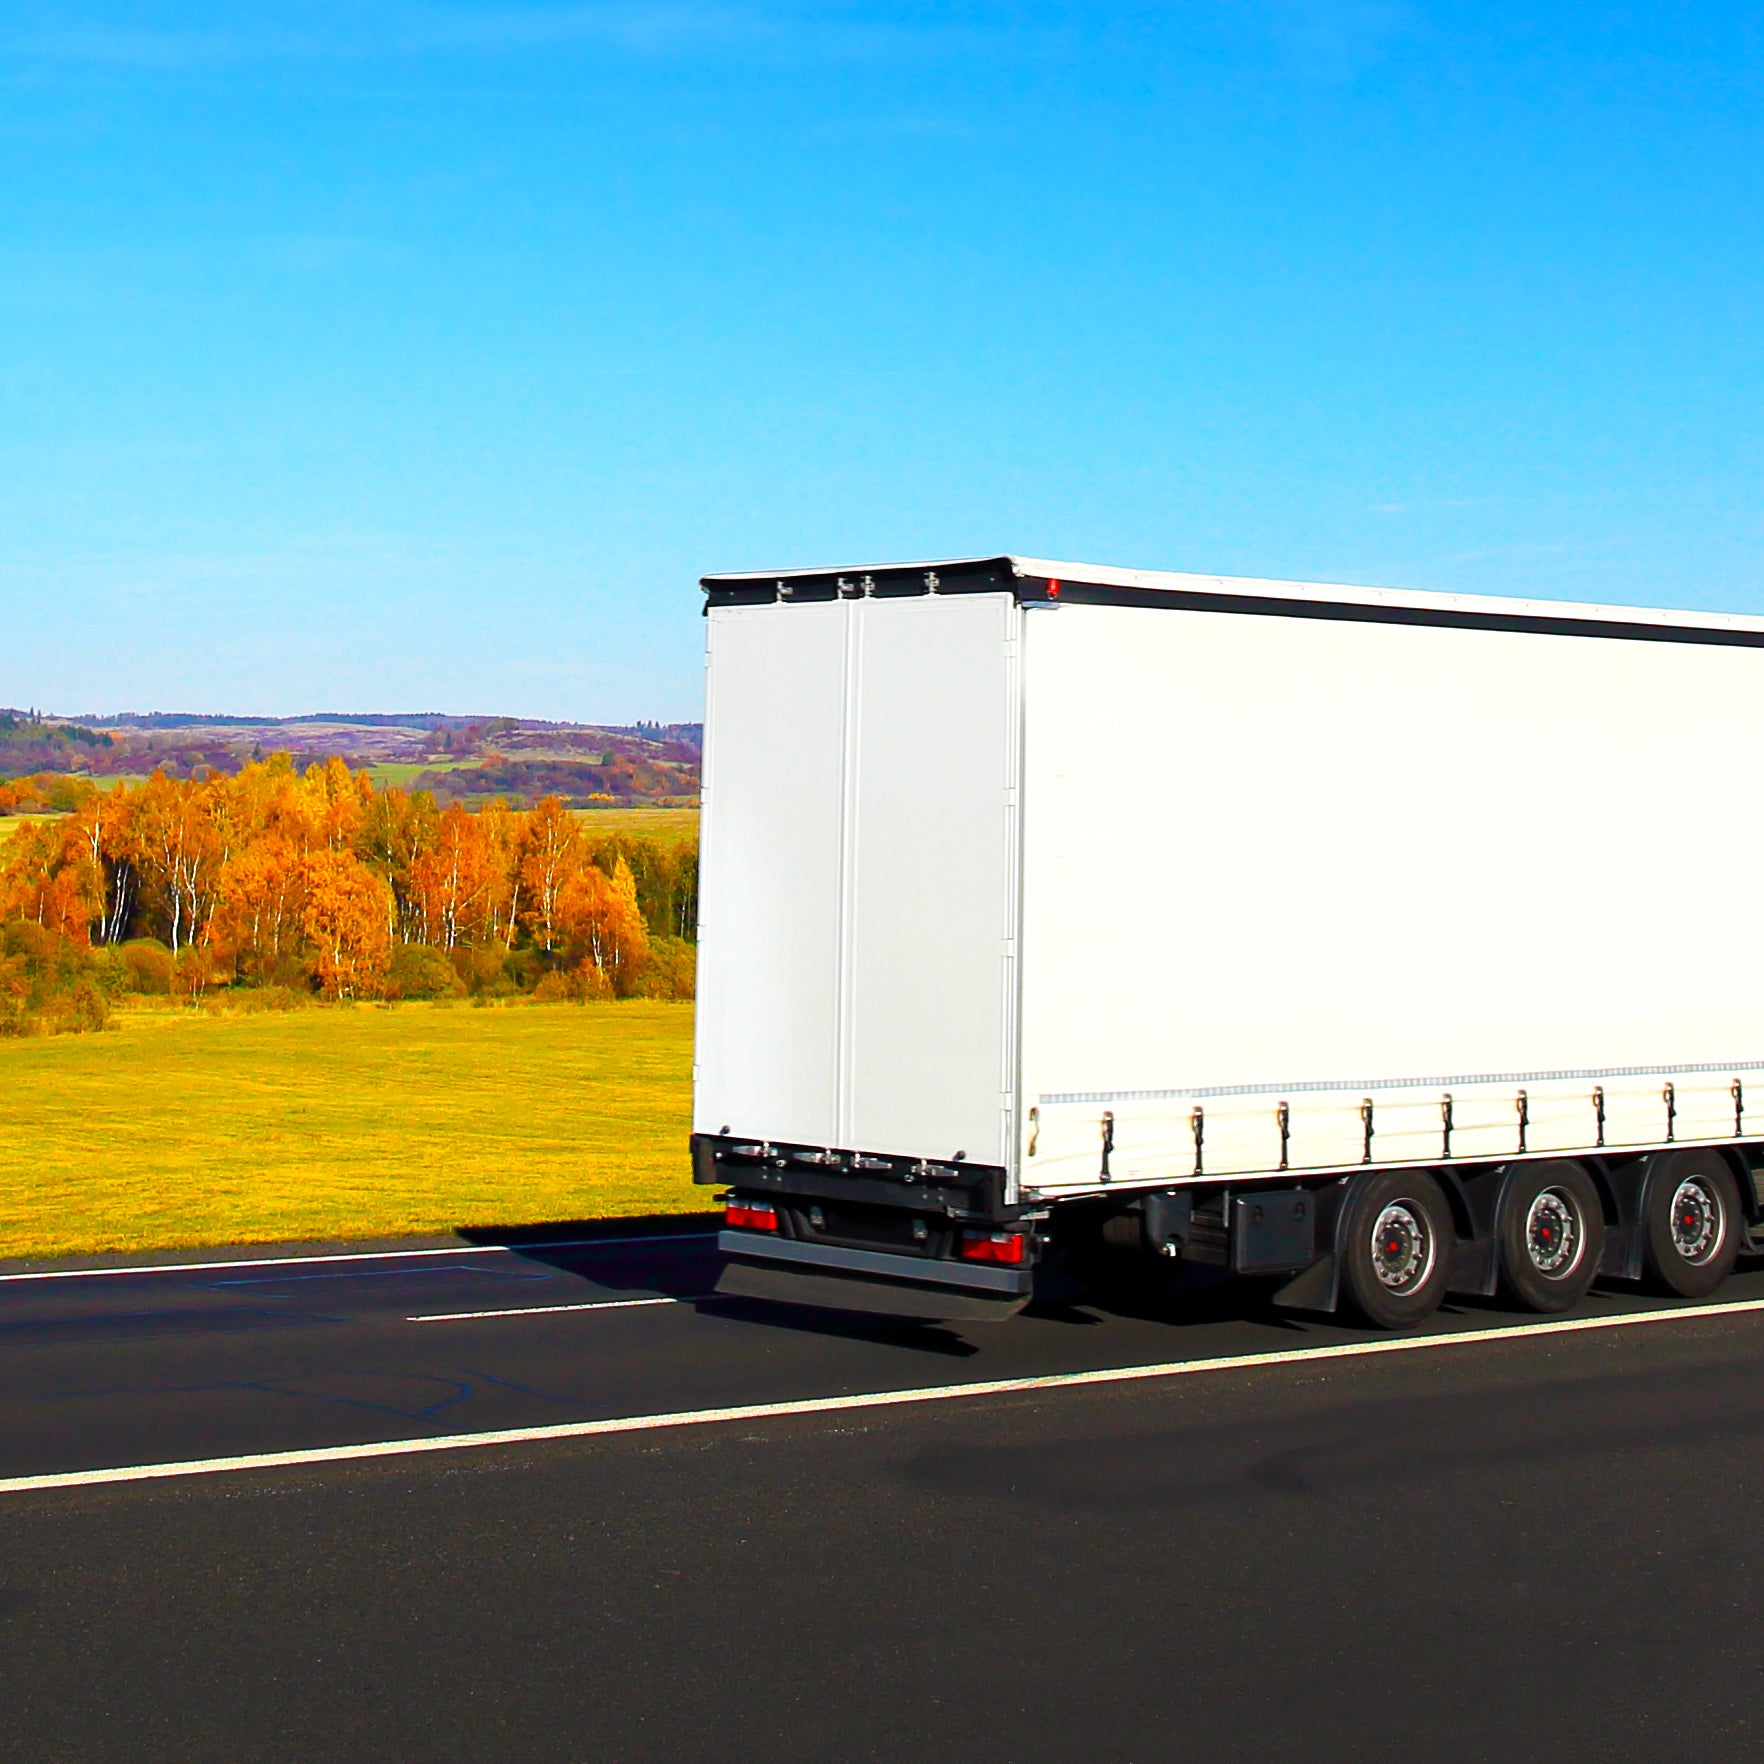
(699, 555, 1764, 643)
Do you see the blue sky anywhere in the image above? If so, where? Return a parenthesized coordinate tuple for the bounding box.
(3, 2, 1760, 720)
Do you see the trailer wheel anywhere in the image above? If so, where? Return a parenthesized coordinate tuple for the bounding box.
(1495, 1159, 1604, 1313)
(1640, 1150, 1740, 1299)
(1339, 1170, 1453, 1329)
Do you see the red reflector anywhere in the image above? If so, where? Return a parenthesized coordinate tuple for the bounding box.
(959, 1230, 1026, 1265)
(726, 1200, 778, 1231)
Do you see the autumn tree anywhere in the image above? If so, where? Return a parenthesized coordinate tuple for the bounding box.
(40, 831, 101, 943)
(0, 817, 101, 942)
(300, 850, 392, 998)
(0, 760, 696, 1003)
(212, 835, 308, 983)
(360, 785, 441, 945)
(474, 799, 521, 949)
(67, 783, 138, 944)
(406, 802, 498, 949)
(555, 854, 649, 994)
(298, 756, 372, 852)
(130, 771, 225, 954)
(516, 796, 581, 956)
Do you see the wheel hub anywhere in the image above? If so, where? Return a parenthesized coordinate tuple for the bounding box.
(1370, 1201, 1434, 1293)
(1525, 1188, 1581, 1276)
(1669, 1177, 1721, 1264)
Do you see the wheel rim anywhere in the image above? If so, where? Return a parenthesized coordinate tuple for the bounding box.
(1669, 1177, 1724, 1265)
(1370, 1201, 1435, 1293)
(1524, 1187, 1583, 1277)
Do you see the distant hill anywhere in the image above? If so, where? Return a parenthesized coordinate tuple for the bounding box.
(0, 710, 702, 809)
(0, 710, 120, 775)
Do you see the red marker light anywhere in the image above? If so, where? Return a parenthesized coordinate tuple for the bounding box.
(959, 1230, 1026, 1265)
(1047, 578, 1061, 598)
(726, 1199, 779, 1232)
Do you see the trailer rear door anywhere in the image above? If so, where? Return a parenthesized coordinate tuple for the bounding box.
(695, 592, 1020, 1171)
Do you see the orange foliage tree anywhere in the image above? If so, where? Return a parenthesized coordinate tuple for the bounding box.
(516, 794, 581, 955)
(301, 850, 394, 998)
(0, 767, 696, 1002)
(555, 854, 650, 994)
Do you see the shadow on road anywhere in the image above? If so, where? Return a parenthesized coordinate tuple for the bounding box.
(455, 1215, 723, 1301)
(458, 1213, 1745, 1353)
(695, 1294, 981, 1357)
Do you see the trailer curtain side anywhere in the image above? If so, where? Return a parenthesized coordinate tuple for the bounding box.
(1019, 600, 1764, 1194)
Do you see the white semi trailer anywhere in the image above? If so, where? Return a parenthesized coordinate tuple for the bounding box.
(693, 556, 1764, 1328)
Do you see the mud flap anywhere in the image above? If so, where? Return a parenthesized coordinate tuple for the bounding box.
(1272, 1251, 1338, 1314)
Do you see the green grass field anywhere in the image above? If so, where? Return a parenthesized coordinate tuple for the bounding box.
(0, 815, 58, 847)
(573, 805, 699, 845)
(362, 758, 478, 788)
(0, 1000, 698, 1261)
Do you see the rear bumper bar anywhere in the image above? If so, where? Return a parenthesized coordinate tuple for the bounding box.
(716, 1231, 1032, 1321)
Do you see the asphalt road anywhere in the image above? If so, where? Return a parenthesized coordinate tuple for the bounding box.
(5, 1233, 1764, 1760)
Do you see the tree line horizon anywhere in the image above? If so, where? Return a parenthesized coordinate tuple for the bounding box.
(0, 758, 698, 1033)
(0, 709, 703, 808)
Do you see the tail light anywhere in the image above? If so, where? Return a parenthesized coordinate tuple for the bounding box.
(959, 1229, 1026, 1265)
(725, 1199, 778, 1232)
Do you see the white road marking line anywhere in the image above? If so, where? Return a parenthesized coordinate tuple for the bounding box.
(212, 1266, 540, 1288)
(5, 1295, 1764, 1496)
(408, 1297, 694, 1322)
(0, 1233, 718, 1287)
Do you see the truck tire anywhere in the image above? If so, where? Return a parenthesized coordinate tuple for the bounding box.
(1640, 1150, 1740, 1299)
(1339, 1169, 1453, 1330)
(1495, 1159, 1605, 1314)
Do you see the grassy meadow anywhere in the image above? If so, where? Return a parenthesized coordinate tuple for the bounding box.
(572, 805, 699, 845)
(0, 815, 50, 847)
(361, 758, 478, 788)
(0, 999, 698, 1261)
